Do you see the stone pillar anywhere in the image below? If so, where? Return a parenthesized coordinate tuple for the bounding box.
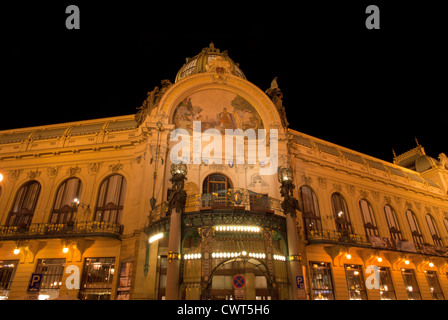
(244, 272, 256, 300)
(165, 208, 182, 300)
(286, 211, 304, 300)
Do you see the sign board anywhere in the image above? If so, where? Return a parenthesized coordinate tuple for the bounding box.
(296, 275, 305, 289)
(27, 273, 43, 293)
(232, 274, 246, 289)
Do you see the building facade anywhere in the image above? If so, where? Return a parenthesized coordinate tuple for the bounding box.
(0, 43, 447, 300)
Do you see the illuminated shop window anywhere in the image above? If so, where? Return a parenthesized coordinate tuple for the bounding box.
(0, 260, 19, 300)
(344, 264, 368, 300)
(378, 267, 396, 300)
(309, 262, 334, 300)
(425, 271, 445, 300)
(401, 269, 422, 300)
(79, 257, 115, 300)
(35, 258, 66, 300)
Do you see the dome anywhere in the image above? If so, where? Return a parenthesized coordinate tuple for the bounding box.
(415, 155, 438, 172)
(175, 43, 246, 82)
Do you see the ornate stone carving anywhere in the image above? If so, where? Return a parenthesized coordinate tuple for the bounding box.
(109, 162, 123, 173)
(47, 166, 61, 178)
(88, 162, 103, 174)
(67, 165, 81, 176)
(302, 174, 313, 185)
(135, 79, 172, 125)
(346, 184, 355, 195)
(359, 189, 369, 198)
(265, 77, 289, 128)
(8, 169, 22, 182)
(28, 170, 41, 180)
(318, 177, 327, 189)
(167, 173, 187, 214)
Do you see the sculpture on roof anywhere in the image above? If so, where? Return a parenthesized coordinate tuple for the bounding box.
(135, 79, 172, 125)
(265, 77, 289, 128)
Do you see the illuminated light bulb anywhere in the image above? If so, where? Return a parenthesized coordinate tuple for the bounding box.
(429, 262, 434, 268)
(62, 246, 69, 254)
(13, 248, 20, 255)
(346, 254, 352, 260)
(242, 251, 247, 256)
(0, 173, 4, 182)
(212, 253, 216, 258)
(404, 259, 410, 265)
(377, 257, 383, 262)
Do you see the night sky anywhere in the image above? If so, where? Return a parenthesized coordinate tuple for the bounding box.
(3, 1, 447, 163)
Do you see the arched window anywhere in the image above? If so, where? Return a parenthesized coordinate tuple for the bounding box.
(299, 186, 322, 235)
(384, 205, 402, 240)
(359, 199, 379, 237)
(406, 209, 424, 247)
(50, 178, 82, 224)
(425, 214, 443, 247)
(94, 174, 127, 224)
(7, 180, 41, 227)
(331, 193, 353, 234)
(202, 174, 232, 193)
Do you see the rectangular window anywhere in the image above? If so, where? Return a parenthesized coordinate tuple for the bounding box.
(79, 257, 115, 300)
(378, 267, 396, 300)
(0, 260, 19, 300)
(344, 264, 368, 300)
(309, 262, 334, 300)
(401, 269, 422, 300)
(35, 258, 66, 300)
(425, 271, 445, 300)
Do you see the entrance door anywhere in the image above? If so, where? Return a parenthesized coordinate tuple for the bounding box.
(205, 258, 274, 300)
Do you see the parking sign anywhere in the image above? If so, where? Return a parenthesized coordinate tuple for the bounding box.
(27, 273, 43, 293)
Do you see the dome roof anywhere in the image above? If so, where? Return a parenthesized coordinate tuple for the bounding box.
(175, 43, 246, 82)
(415, 155, 438, 172)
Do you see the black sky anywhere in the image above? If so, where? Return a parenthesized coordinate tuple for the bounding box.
(3, 1, 447, 163)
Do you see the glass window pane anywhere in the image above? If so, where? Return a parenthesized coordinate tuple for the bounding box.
(79, 257, 115, 300)
(344, 264, 368, 300)
(425, 271, 445, 300)
(401, 269, 421, 300)
(378, 267, 396, 300)
(309, 262, 334, 300)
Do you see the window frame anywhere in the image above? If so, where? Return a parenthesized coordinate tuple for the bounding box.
(299, 186, 322, 235)
(93, 174, 127, 224)
(49, 177, 83, 224)
(425, 214, 443, 247)
(359, 199, 379, 237)
(331, 193, 353, 235)
(7, 180, 41, 227)
(384, 205, 402, 240)
(405, 209, 424, 247)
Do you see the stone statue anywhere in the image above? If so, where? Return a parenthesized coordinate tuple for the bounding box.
(265, 77, 289, 128)
(167, 173, 188, 213)
(135, 79, 172, 125)
(279, 179, 301, 216)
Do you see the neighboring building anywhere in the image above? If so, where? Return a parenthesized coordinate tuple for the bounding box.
(0, 43, 447, 300)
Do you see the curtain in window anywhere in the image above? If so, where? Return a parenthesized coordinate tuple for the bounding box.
(359, 199, 378, 236)
(299, 186, 322, 235)
(94, 175, 126, 224)
(425, 214, 443, 246)
(406, 210, 424, 246)
(384, 205, 402, 240)
(7, 181, 41, 226)
(331, 193, 352, 234)
(50, 178, 82, 224)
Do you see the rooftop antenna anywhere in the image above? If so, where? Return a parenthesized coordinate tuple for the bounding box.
(414, 136, 420, 146)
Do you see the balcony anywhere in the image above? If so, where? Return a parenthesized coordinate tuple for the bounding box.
(306, 229, 448, 258)
(0, 221, 123, 241)
(146, 190, 286, 235)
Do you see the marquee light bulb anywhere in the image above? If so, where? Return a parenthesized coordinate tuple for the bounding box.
(13, 248, 20, 255)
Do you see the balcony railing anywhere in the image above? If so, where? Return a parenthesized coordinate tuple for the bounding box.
(306, 229, 371, 247)
(0, 221, 123, 240)
(146, 190, 286, 235)
(148, 190, 284, 224)
(306, 229, 448, 257)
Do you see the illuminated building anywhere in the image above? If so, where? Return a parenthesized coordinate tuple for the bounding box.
(0, 43, 447, 300)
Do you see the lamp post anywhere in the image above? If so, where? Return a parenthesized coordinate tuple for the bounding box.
(278, 166, 305, 300)
(165, 162, 187, 300)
